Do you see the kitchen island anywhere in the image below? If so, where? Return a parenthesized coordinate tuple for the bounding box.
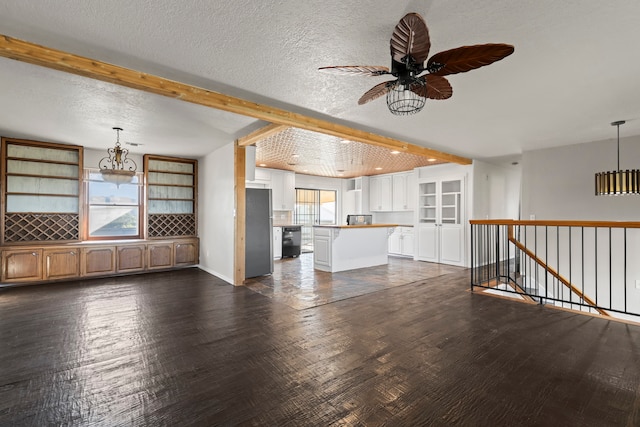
(313, 224, 396, 273)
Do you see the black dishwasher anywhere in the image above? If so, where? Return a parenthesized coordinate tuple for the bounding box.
(282, 226, 302, 257)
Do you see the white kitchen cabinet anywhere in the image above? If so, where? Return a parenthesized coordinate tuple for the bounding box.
(416, 176, 465, 266)
(402, 227, 414, 256)
(369, 175, 392, 211)
(388, 226, 414, 257)
(392, 171, 416, 211)
(344, 176, 369, 215)
(273, 226, 282, 259)
(246, 167, 271, 188)
(270, 170, 295, 211)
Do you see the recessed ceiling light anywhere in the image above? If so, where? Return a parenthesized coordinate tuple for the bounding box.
(375, 167, 383, 170)
(303, 169, 308, 172)
(259, 163, 267, 167)
(292, 154, 299, 158)
(390, 150, 400, 154)
(341, 139, 350, 144)
(427, 158, 437, 162)
(338, 173, 344, 177)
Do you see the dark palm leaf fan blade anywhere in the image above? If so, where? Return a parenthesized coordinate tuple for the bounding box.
(411, 75, 453, 100)
(427, 44, 514, 76)
(318, 65, 390, 76)
(390, 13, 430, 64)
(358, 81, 397, 105)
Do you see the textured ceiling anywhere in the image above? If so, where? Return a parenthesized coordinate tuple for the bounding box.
(255, 127, 445, 178)
(0, 1, 639, 170)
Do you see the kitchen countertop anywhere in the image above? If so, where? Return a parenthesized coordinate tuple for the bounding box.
(313, 224, 398, 229)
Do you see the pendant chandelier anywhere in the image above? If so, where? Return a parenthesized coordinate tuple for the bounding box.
(595, 120, 640, 196)
(99, 127, 137, 187)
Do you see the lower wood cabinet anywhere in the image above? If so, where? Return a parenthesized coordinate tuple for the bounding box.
(1, 238, 199, 285)
(2, 249, 42, 282)
(44, 248, 80, 280)
(117, 245, 145, 273)
(175, 240, 198, 266)
(82, 246, 116, 277)
(147, 243, 174, 270)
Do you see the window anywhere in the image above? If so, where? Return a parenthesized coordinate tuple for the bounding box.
(294, 188, 337, 252)
(86, 169, 142, 239)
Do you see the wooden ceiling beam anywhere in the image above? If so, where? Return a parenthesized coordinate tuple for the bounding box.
(0, 34, 472, 165)
(237, 124, 289, 146)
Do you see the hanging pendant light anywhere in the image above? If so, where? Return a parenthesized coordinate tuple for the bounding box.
(595, 120, 640, 196)
(386, 79, 427, 116)
(99, 127, 137, 187)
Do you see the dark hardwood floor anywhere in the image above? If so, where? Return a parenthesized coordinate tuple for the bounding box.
(1, 260, 639, 426)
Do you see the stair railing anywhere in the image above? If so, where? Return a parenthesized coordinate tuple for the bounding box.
(470, 219, 640, 321)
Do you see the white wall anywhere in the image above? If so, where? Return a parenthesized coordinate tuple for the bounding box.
(518, 136, 640, 318)
(197, 142, 235, 284)
(472, 159, 521, 220)
(521, 135, 640, 220)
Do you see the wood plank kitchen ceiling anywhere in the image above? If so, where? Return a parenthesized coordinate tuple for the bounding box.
(255, 127, 446, 178)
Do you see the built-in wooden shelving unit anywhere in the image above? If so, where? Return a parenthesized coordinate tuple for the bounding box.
(1, 137, 83, 244)
(144, 155, 197, 238)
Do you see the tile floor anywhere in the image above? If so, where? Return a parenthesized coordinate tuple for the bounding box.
(244, 253, 465, 310)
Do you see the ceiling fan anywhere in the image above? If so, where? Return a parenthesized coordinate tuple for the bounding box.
(319, 13, 514, 115)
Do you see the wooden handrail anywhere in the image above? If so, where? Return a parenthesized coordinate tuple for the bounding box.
(470, 219, 640, 228)
(501, 225, 609, 317)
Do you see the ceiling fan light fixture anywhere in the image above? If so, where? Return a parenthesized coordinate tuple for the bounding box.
(386, 80, 426, 116)
(595, 120, 640, 196)
(99, 127, 137, 187)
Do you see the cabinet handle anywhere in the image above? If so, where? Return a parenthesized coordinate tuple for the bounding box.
(70, 251, 76, 255)
(31, 252, 37, 256)
(176, 244, 182, 248)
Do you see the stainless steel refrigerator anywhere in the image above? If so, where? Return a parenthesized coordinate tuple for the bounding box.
(245, 188, 273, 278)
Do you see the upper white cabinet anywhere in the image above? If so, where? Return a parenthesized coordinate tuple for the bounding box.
(344, 176, 369, 215)
(369, 175, 393, 211)
(392, 171, 416, 211)
(369, 171, 415, 212)
(270, 169, 295, 211)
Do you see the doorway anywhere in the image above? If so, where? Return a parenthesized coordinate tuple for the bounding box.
(294, 188, 337, 252)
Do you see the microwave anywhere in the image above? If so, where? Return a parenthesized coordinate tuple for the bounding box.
(346, 214, 372, 225)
